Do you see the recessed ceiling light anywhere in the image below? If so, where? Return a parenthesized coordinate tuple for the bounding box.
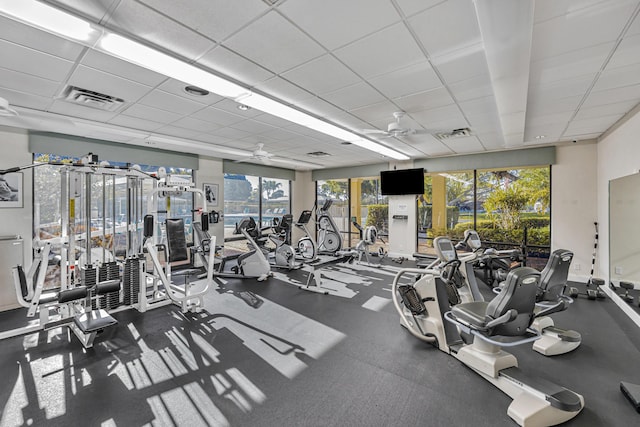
(307, 151, 331, 157)
(340, 141, 352, 145)
(237, 104, 250, 111)
(184, 85, 209, 96)
(535, 135, 546, 139)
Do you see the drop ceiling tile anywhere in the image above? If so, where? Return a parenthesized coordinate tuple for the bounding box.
(295, 96, 347, 119)
(458, 96, 497, 115)
(253, 113, 298, 129)
(282, 55, 361, 95)
(593, 63, 640, 92)
(529, 42, 614, 86)
(607, 33, 640, 70)
(197, 46, 274, 87)
(564, 113, 623, 134)
(369, 61, 441, 99)
(533, 0, 614, 23)
(48, 100, 119, 122)
(120, 103, 184, 124)
(325, 112, 372, 132)
(560, 132, 602, 140)
(138, 90, 208, 116)
(530, 74, 596, 101)
(137, 0, 268, 42)
(531, 1, 637, 61)
(322, 82, 386, 111)
(253, 76, 313, 104)
(393, 87, 454, 113)
(526, 111, 575, 127)
(0, 15, 85, 61)
(259, 127, 304, 142)
(223, 11, 324, 74)
(107, 114, 165, 132)
(210, 126, 253, 140)
(627, 9, 640, 36)
(191, 133, 232, 145)
(191, 106, 245, 126)
(69, 65, 154, 104)
(574, 99, 638, 120)
(279, 0, 400, 50)
(156, 79, 224, 105)
(582, 84, 640, 107)
(527, 95, 582, 114)
(431, 44, 488, 85)
(442, 136, 485, 153)
(0, 87, 52, 110)
(0, 67, 61, 98)
(106, 0, 214, 61)
(231, 119, 276, 134)
(81, 50, 168, 87)
(396, 0, 447, 17)
(447, 74, 494, 102)
(154, 125, 205, 140)
(411, 104, 466, 128)
(0, 39, 74, 82)
(211, 98, 263, 118)
(349, 101, 404, 124)
(409, 0, 482, 58)
(408, 137, 454, 156)
(334, 22, 425, 79)
(44, 0, 117, 22)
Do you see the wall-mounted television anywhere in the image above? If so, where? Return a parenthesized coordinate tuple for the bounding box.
(380, 168, 425, 196)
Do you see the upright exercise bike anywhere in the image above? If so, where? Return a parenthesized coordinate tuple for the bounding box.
(392, 237, 584, 426)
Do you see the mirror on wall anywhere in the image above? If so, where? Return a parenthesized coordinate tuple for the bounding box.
(609, 173, 640, 286)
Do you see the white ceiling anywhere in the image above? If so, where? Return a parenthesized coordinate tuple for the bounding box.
(0, 0, 638, 169)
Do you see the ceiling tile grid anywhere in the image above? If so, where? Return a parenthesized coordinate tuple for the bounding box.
(0, 0, 639, 170)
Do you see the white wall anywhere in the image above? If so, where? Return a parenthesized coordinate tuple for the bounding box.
(596, 108, 640, 326)
(551, 143, 598, 282)
(291, 171, 313, 243)
(196, 157, 224, 246)
(0, 127, 33, 310)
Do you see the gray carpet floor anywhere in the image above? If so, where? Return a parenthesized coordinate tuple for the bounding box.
(0, 259, 639, 426)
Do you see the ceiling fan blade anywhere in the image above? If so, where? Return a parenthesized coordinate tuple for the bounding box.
(362, 129, 388, 135)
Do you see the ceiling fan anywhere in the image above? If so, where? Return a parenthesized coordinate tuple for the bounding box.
(236, 143, 274, 164)
(362, 112, 430, 138)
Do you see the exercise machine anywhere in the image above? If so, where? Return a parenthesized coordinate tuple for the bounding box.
(429, 236, 582, 356)
(316, 199, 342, 254)
(216, 217, 272, 281)
(391, 249, 584, 426)
(351, 219, 386, 266)
(294, 210, 317, 261)
(257, 214, 301, 270)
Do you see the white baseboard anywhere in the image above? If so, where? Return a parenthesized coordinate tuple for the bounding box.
(602, 285, 640, 328)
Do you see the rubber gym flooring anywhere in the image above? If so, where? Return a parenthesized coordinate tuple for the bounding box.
(0, 258, 639, 426)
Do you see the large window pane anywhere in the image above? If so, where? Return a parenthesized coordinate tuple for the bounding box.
(223, 174, 259, 242)
(261, 177, 290, 229)
(351, 178, 389, 253)
(317, 179, 350, 247)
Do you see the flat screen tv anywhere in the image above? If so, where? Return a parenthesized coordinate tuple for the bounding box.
(380, 168, 425, 196)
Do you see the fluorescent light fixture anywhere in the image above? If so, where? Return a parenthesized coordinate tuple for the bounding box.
(100, 33, 249, 99)
(0, 0, 101, 43)
(351, 139, 410, 160)
(1, 2, 410, 161)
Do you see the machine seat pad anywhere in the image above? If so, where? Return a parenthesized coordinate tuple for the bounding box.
(166, 218, 188, 262)
(451, 301, 490, 328)
(74, 309, 117, 333)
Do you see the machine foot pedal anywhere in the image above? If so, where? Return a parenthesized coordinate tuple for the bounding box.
(620, 381, 640, 413)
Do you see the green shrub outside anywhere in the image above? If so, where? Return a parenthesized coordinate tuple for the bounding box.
(365, 204, 388, 230)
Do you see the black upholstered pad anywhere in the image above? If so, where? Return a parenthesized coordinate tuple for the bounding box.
(166, 218, 188, 262)
(73, 309, 117, 333)
(451, 301, 489, 327)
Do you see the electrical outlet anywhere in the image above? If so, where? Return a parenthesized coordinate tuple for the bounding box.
(615, 266, 623, 275)
(574, 263, 581, 271)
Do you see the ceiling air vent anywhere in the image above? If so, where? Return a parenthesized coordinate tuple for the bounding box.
(63, 86, 125, 111)
(307, 151, 331, 157)
(435, 128, 472, 141)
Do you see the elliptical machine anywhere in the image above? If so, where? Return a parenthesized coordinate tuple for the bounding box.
(294, 210, 317, 261)
(316, 199, 342, 255)
(392, 237, 584, 426)
(351, 219, 386, 266)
